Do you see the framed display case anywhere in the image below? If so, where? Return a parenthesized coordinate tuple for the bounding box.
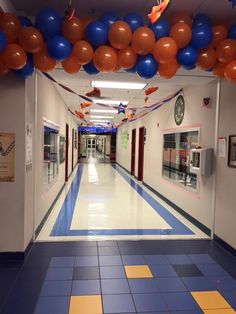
(43, 119, 59, 186)
(162, 128, 200, 191)
(228, 135, 236, 168)
(59, 135, 65, 164)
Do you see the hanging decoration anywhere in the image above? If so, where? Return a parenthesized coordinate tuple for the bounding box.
(85, 87, 101, 97)
(117, 103, 126, 114)
(1, 6, 236, 82)
(145, 86, 159, 95)
(80, 102, 92, 109)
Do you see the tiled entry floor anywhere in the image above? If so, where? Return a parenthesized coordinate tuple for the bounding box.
(0, 240, 236, 314)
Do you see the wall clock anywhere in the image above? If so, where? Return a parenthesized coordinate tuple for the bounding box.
(174, 95, 185, 126)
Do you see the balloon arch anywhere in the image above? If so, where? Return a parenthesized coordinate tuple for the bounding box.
(0, 8, 236, 83)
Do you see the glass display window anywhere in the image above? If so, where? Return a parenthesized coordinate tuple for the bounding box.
(162, 128, 199, 191)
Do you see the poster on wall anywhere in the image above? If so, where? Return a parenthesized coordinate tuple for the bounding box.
(26, 123, 33, 169)
(218, 137, 226, 158)
(228, 135, 236, 168)
(0, 133, 15, 182)
(59, 135, 65, 164)
(121, 130, 129, 149)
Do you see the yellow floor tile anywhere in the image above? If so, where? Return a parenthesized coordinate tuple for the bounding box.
(69, 295, 102, 314)
(203, 309, 235, 314)
(191, 291, 232, 310)
(124, 265, 153, 278)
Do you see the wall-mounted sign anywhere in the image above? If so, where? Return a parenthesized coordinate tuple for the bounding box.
(218, 137, 227, 158)
(0, 133, 15, 182)
(174, 95, 185, 126)
(121, 130, 129, 149)
(26, 123, 33, 169)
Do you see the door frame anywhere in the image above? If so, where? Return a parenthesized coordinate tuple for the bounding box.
(72, 128, 74, 172)
(65, 123, 69, 182)
(138, 126, 145, 181)
(131, 129, 136, 176)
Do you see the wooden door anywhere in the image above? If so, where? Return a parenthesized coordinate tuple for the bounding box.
(72, 128, 74, 172)
(131, 129, 136, 175)
(138, 127, 145, 181)
(65, 124, 69, 182)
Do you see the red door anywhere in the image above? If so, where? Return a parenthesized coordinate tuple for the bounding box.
(138, 127, 145, 181)
(131, 129, 136, 175)
(65, 124, 69, 182)
(72, 128, 74, 172)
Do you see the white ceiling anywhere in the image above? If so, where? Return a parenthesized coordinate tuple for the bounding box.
(11, 0, 235, 126)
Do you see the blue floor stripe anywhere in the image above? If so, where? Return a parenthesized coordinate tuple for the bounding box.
(50, 164, 194, 237)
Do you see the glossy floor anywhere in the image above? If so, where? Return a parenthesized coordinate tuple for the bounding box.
(37, 163, 209, 242)
(1, 240, 236, 314)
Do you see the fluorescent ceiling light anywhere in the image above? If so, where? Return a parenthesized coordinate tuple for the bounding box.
(90, 115, 114, 119)
(90, 119, 110, 123)
(93, 99, 129, 106)
(92, 81, 147, 90)
(90, 109, 118, 113)
(94, 123, 108, 126)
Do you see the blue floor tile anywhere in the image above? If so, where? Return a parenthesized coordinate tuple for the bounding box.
(197, 263, 230, 277)
(172, 264, 203, 277)
(144, 255, 170, 265)
(221, 290, 236, 310)
(45, 268, 73, 281)
(74, 256, 98, 267)
(129, 278, 159, 293)
(181, 276, 216, 291)
(49, 257, 75, 268)
(150, 265, 178, 277)
(188, 254, 216, 264)
(208, 276, 236, 292)
(34, 296, 70, 314)
(122, 255, 146, 265)
(161, 292, 200, 311)
(133, 293, 168, 312)
(71, 279, 100, 295)
(100, 266, 126, 279)
(157, 277, 187, 292)
(98, 241, 118, 247)
(167, 255, 192, 265)
(99, 256, 123, 266)
(98, 247, 120, 256)
(103, 294, 136, 313)
(170, 311, 202, 314)
(73, 266, 100, 280)
(40, 281, 72, 297)
(101, 279, 130, 294)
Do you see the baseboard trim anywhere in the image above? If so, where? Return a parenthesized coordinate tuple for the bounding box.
(143, 182, 211, 237)
(0, 240, 33, 261)
(116, 162, 131, 174)
(214, 234, 236, 257)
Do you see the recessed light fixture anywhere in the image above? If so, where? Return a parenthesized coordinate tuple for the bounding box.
(92, 81, 147, 90)
(90, 109, 118, 114)
(90, 115, 114, 119)
(93, 99, 129, 106)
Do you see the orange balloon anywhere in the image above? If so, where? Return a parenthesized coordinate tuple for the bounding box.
(158, 59, 179, 79)
(62, 17, 83, 44)
(216, 39, 236, 63)
(213, 62, 227, 78)
(114, 60, 121, 72)
(197, 47, 217, 70)
(0, 54, 9, 75)
(118, 47, 137, 69)
(108, 21, 132, 50)
(3, 44, 27, 70)
(93, 45, 118, 72)
(61, 55, 81, 74)
(212, 25, 228, 48)
(170, 22, 191, 49)
(170, 12, 192, 27)
(225, 60, 236, 83)
(131, 26, 155, 55)
(80, 16, 93, 38)
(19, 27, 44, 53)
(33, 47, 56, 72)
(72, 40, 93, 65)
(153, 37, 177, 64)
(0, 13, 21, 43)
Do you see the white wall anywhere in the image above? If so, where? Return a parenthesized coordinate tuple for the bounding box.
(215, 80, 236, 249)
(0, 0, 15, 12)
(117, 82, 217, 229)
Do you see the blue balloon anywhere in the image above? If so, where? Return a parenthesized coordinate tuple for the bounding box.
(136, 54, 158, 79)
(47, 36, 71, 61)
(18, 16, 33, 27)
(100, 12, 119, 28)
(177, 46, 197, 67)
(228, 24, 236, 40)
(14, 56, 34, 79)
(123, 13, 143, 32)
(0, 32, 6, 53)
(83, 61, 99, 75)
(36, 7, 62, 39)
(125, 63, 137, 73)
(85, 21, 108, 48)
(193, 14, 211, 27)
(229, 0, 236, 8)
(148, 19, 169, 40)
(191, 25, 212, 49)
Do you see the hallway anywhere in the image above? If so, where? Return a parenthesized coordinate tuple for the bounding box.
(37, 163, 208, 242)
